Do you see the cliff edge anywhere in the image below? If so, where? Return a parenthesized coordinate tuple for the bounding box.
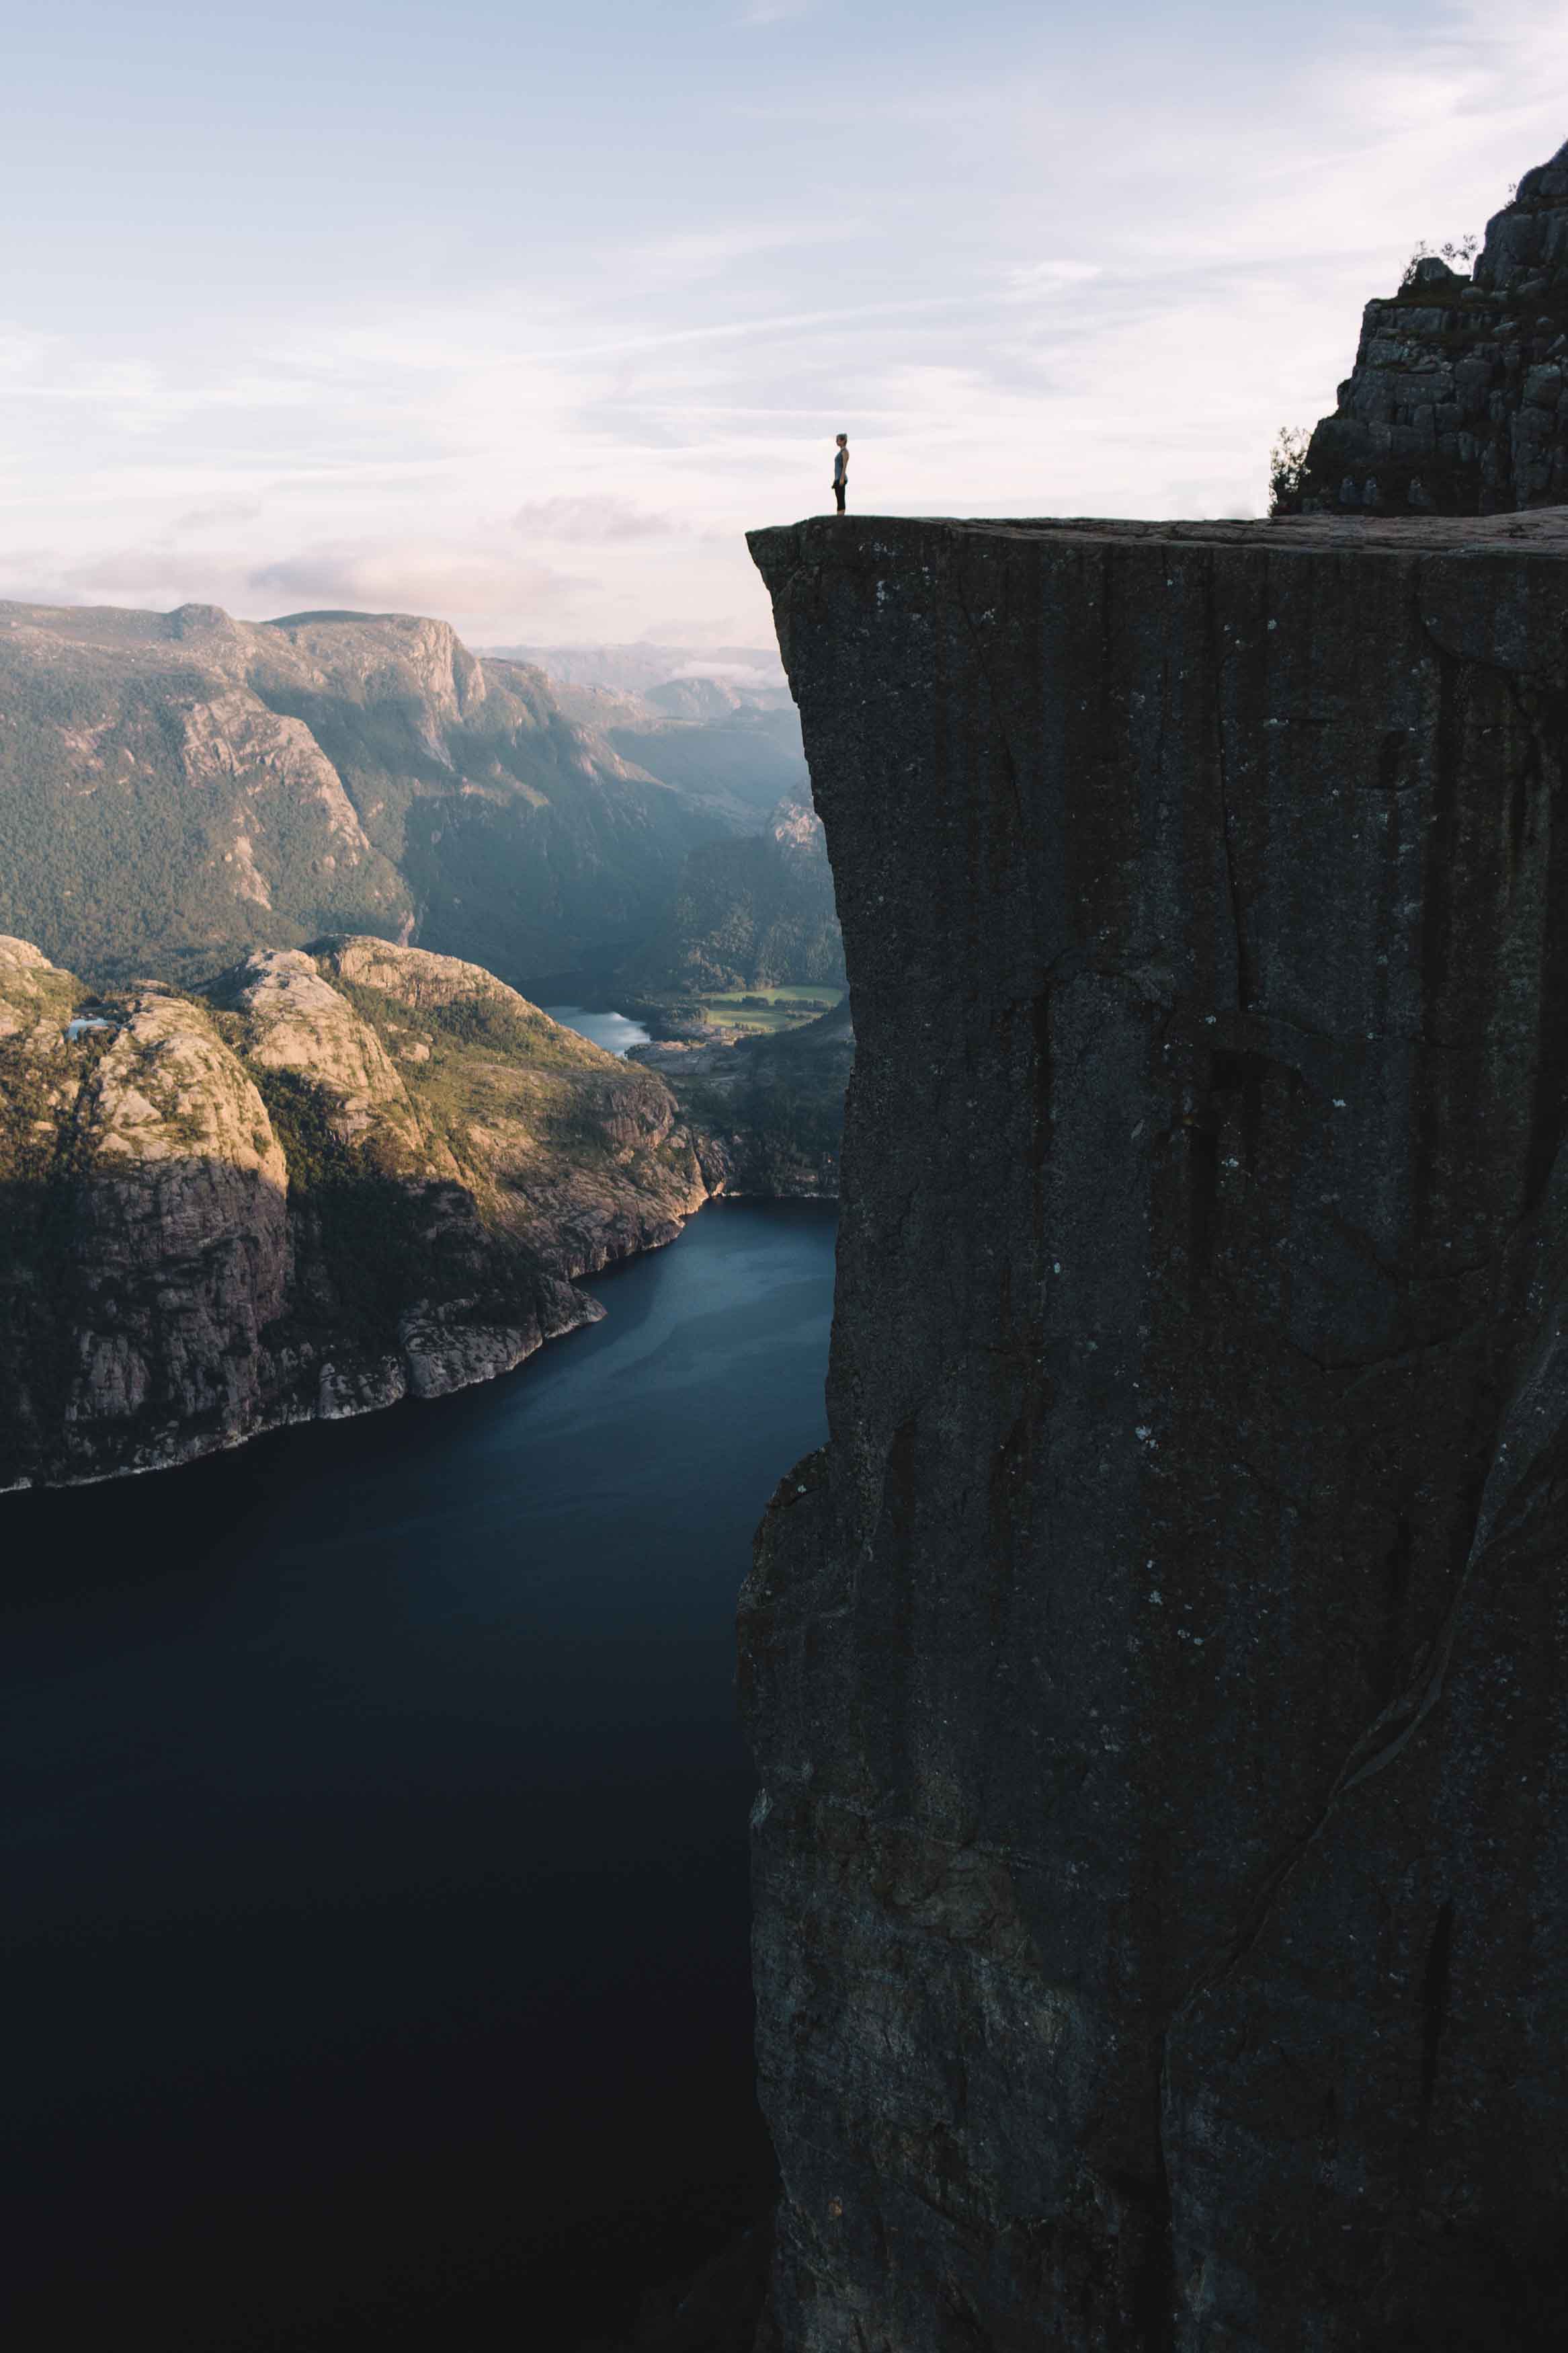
(744, 512, 1568, 2350)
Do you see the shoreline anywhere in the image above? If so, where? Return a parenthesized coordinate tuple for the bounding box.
(0, 1206, 697, 1501)
(1, 1191, 839, 1500)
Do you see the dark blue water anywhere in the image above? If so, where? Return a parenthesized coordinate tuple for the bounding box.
(1, 1201, 836, 2351)
(544, 1004, 651, 1055)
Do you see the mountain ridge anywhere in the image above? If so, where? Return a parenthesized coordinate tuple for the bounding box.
(0, 598, 751, 994)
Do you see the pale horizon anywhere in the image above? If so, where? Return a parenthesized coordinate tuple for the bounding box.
(5, 0, 1567, 647)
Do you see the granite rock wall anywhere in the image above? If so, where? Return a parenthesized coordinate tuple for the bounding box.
(744, 512, 1568, 2351)
(1301, 138, 1568, 514)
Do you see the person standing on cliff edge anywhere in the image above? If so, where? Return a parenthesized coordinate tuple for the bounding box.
(832, 434, 849, 513)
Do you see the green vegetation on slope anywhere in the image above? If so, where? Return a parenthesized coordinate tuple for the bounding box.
(630, 1000, 853, 1197)
(0, 932, 714, 1489)
(623, 791, 844, 995)
(0, 602, 747, 993)
(692, 986, 846, 1035)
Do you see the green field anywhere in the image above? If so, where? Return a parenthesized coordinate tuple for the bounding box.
(697, 984, 845, 1035)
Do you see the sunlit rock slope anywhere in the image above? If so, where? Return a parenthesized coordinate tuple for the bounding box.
(0, 933, 707, 1488)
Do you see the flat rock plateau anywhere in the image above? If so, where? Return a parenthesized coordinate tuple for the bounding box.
(744, 509, 1568, 2350)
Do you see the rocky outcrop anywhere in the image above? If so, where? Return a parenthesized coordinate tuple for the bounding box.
(0, 935, 710, 1489)
(630, 1000, 851, 1198)
(231, 946, 432, 1158)
(1300, 139, 1568, 514)
(744, 512, 1568, 2350)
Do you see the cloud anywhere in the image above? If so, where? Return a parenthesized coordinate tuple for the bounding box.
(669, 655, 784, 681)
(245, 541, 586, 619)
(0, 549, 70, 600)
(60, 545, 195, 593)
(173, 500, 263, 532)
(0, 327, 56, 381)
(0, 544, 236, 604)
(0, 536, 597, 637)
(1003, 261, 1105, 298)
(7, 0, 1568, 655)
(626, 222, 831, 287)
(512, 495, 681, 543)
(636, 614, 776, 649)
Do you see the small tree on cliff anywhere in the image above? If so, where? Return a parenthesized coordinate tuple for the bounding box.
(1268, 426, 1311, 517)
(1399, 234, 1479, 289)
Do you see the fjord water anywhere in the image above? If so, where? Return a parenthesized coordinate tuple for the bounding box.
(543, 1003, 652, 1055)
(1, 1200, 836, 2351)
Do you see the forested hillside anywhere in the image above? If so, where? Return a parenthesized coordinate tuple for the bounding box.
(0, 601, 749, 992)
(624, 789, 845, 992)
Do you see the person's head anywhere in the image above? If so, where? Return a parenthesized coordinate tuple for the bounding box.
(836, 434, 848, 446)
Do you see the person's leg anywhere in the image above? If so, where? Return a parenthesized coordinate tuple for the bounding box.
(835, 481, 845, 513)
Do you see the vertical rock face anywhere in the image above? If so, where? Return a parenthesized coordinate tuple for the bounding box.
(744, 513, 1568, 2352)
(1300, 138, 1568, 514)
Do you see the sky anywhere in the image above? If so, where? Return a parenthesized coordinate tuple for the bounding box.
(3, 0, 1567, 648)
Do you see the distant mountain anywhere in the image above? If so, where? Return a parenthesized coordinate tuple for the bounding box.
(599, 701, 809, 826)
(492, 642, 789, 707)
(0, 600, 743, 993)
(643, 675, 780, 721)
(499, 640, 809, 828)
(624, 789, 845, 993)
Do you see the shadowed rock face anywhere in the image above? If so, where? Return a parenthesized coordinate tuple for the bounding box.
(631, 998, 853, 1199)
(744, 512, 1568, 2352)
(1301, 138, 1568, 515)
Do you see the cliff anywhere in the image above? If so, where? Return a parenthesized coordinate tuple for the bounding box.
(0, 600, 755, 992)
(744, 511, 1568, 2350)
(0, 934, 707, 1488)
(1299, 138, 1568, 514)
